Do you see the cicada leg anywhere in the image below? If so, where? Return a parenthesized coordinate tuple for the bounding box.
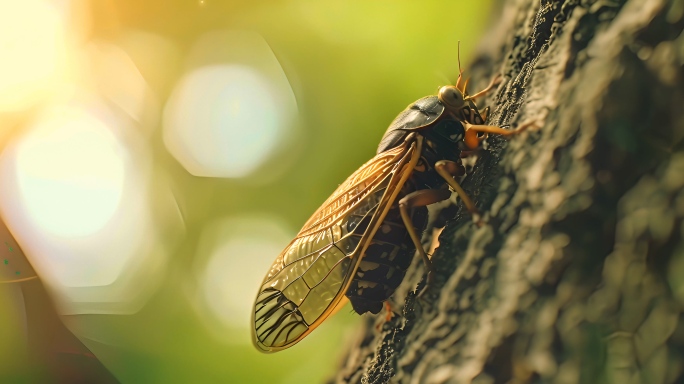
(465, 107, 491, 148)
(434, 160, 479, 217)
(468, 106, 476, 123)
(479, 106, 490, 123)
(384, 301, 393, 322)
(398, 188, 452, 291)
(463, 122, 526, 136)
(466, 74, 503, 101)
(375, 301, 398, 332)
(462, 120, 533, 150)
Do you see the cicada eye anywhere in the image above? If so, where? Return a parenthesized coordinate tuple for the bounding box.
(438, 86, 464, 109)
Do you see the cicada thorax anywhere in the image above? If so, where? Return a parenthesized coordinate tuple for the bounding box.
(377, 92, 486, 160)
(377, 96, 444, 154)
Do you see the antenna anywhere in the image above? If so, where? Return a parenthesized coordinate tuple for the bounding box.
(456, 41, 464, 92)
(458, 41, 462, 75)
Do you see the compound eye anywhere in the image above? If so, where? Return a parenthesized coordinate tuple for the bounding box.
(438, 86, 463, 109)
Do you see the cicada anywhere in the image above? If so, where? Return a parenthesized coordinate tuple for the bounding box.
(252, 66, 526, 352)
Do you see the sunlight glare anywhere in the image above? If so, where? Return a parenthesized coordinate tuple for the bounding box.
(164, 65, 283, 178)
(15, 106, 125, 238)
(0, 0, 67, 112)
(0, 102, 169, 314)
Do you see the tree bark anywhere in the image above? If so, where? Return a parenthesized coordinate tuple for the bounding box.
(331, 0, 684, 383)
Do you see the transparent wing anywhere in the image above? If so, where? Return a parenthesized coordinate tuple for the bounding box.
(252, 140, 419, 352)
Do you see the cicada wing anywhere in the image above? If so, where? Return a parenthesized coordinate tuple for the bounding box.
(252, 139, 421, 352)
(298, 144, 409, 237)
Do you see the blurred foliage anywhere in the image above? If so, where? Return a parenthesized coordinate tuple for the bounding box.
(1, 0, 493, 382)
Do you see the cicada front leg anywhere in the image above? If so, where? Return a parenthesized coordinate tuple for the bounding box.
(465, 74, 503, 101)
(464, 121, 529, 136)
(479, 106, 490, 123)
(462, 119, 533, 150)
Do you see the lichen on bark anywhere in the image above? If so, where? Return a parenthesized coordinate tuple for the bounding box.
(331, 0, 684, 383)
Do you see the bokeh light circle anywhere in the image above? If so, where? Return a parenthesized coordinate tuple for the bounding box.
(164, 65, 286, 178)
(0, 100, 171, 314)
(194, 215, 293, 342)
(15, 106, 125, 238)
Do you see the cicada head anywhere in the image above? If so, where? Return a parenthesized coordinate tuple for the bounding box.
(437, 85, 466, 111)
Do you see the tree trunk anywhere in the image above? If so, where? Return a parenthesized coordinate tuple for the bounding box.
(331, 0, 684, 383)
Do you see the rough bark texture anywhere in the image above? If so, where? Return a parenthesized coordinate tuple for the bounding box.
(331, 0, 684, 383)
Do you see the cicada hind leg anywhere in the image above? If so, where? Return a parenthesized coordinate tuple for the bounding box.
(396, 159, 494, 297)
(375, 301, 398, 332)
(397, 188, 453, 293)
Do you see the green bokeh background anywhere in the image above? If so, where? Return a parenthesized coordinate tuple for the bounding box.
(0, 1, 493, 382)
